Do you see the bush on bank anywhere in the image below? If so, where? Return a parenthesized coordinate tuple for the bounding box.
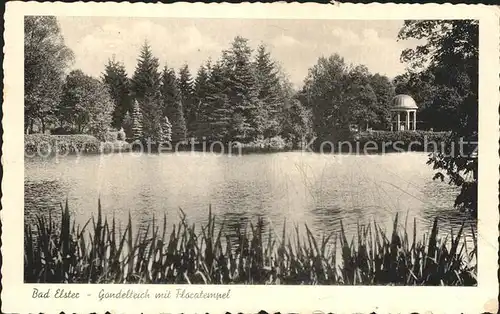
(237, 135, 293, 153)
(25, 134, 131, 156)
(356, 130, 450, 144)
(342, 130, 451, 152)
(25, 131, 451, 156)
(25, 134, 101, 155)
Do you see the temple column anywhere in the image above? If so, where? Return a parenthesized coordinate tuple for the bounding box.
(413, 110, 417, 130)
(406, 110, 410, 131)
(396, 112, 401, 131)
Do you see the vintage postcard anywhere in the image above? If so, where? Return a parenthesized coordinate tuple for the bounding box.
(2, 2, 499, 313)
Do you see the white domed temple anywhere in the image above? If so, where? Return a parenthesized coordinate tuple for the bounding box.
(390, 94, 418, 131)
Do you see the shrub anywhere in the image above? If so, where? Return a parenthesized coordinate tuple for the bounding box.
(238, 136, 291, 153)
(99, 140, 132, 153)
(25, 134, 101, 155)
(268, 136, 287, 150)
(51, 127, 78, 135)
(117, 129, 126, 141)
(104, 131, 119, 142)
(346, 130, 451, 152)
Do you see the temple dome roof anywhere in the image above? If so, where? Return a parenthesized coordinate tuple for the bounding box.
(391, 94, 418, 110)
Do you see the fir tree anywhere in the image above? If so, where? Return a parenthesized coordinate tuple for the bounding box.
(102, 56, 131, 128)
(161, 116, 172, 143)
(178, 64, 195, 136)
(131, 41, 162, 141)
(193, 62, 211, 139)
(122, 111, 133, 139)
(141, 95, 163, 142)
(254, 44, 282, 137)
(223, 36, 260, 141)
(161, 66, 187, 143)
(131, 41, 161, 99)
(131, 100, 143, 142)
(205, 61, 231, 142)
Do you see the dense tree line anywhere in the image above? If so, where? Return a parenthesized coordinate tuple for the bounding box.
(101, 36, 313, 146)
(22, 16, 398, 147)
(24, 17, 476, 155)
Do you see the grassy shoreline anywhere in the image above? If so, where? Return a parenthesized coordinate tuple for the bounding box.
(24, 134, 132, 156)
(24, 201, 477, 285)
(25, 131, 452, 156)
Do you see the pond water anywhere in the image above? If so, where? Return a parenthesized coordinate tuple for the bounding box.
(25, 151, 475, 244)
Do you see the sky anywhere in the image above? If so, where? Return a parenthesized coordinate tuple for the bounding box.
(57, 17, 420, 88)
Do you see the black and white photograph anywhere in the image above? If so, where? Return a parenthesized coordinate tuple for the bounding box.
(0, 2, 500, 314)
(2, 2, 499, 313)
(22, 15, 481, 286)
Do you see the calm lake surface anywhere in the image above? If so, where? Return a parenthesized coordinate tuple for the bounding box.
(25, 152, 475, 242)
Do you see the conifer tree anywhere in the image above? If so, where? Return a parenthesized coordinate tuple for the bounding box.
(193, 62, 211, 139)
(161, 66, 187, 143)
(178, 64, 195, 136)
(222, 36, 260, 141)
(131, 41, 162, 141)
(205, 61, 231, 142)
(161, 116, 172, 143)
(122, 111, 133, 139)
(142, 95, 164, 142)
(131, 100, 143, 142)
(254, 44, 282, 137)
(102, 56, 131, 129)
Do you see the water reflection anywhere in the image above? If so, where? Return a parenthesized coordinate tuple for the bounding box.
(25, 152, 475, 246)
(25, 180, 64, 226)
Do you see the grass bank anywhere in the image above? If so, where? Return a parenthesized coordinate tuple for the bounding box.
(25, 134, 131, 156)
(24, 201, 477, 285)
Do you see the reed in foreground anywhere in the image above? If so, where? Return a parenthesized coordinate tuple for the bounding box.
(24, 201, 477, 285)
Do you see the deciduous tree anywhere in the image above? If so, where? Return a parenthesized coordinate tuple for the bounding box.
(398, 19, 478, 215)
(24, 16, 74, 134)
(368, 73, 395, 130)
(58, 70, 114, 140)
(300, 54, 350, 142)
